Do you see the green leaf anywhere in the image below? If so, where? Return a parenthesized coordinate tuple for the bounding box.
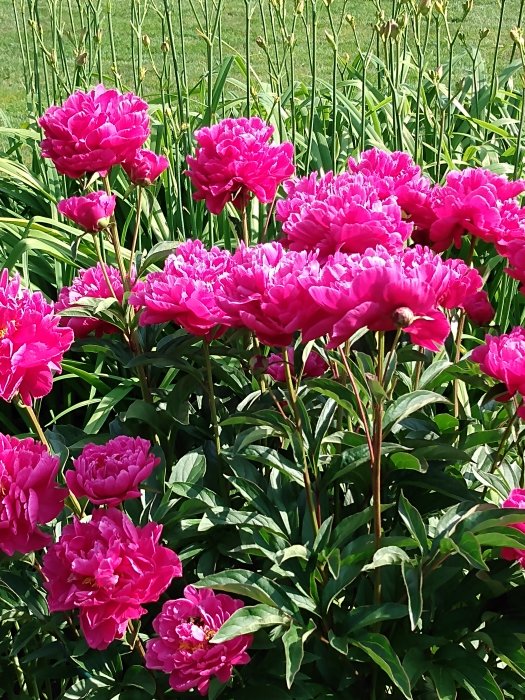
(352, 632, 412, 699)
(401, 562, 423, 631)
(194, 570, 291, 610)
(168, 451, 206, 485)
(429, 666, 457, 700)
(282, 624, 304, 689)
(211, 604, 289, 643)
(399, 492, 428, 554)
(346, 603, 408, 632)
(83, 382, 135, 434)
(122, 666, 156, 695)
(383, 391, 450, 436)
(362, 545, 410, 570)
(451, 532, 489, 571)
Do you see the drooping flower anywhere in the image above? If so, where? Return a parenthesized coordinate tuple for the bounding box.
(130, 239, 232, 339)
(42, 508, 182, 650)
(122, 149, 169, 186)
(501, 488, 525, 566)
(276, 171, 412, 261)
(39, 84, 150, 179)
(185, 117, 294, 214)
(66, 435, 159, 506)
(55, 263, 130, 338)
(0, 435, 66, 556)
(146, 586, 252, 696)
(262, 347, 328, 382)
(0, 270, 73, 405)
(57, 192, 116, 232)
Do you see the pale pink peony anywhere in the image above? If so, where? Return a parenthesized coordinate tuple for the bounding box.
(471, 327, 525, 405)
(42, 508, 182, 650)
(146, 585, 252, 696)
(122, 148, 169, 186)
(58, 191, 116, 232)
(66, 435, 160, 506)
(130, 239, 232, 339)
(39, 84, 150, 179)
(429, 168, 525, 252)
(276, 171, 412, 261)
(263, 347, 328, 382)
(501, 488, 525, 566)
(55, 263, 130, 338)
(0, 435, 66, 556)
(0, 270, 73, 405)
(463, 290, 495, 326)
(185, 117, 294, 214)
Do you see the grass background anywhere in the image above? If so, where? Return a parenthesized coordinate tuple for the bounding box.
(1, 0, 524, 125)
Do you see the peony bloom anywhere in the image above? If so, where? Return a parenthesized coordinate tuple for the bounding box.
(0, 270, 73, 405)
(185, 117, 294, 214)
(39, 84, 150, 179)
(130, 239, 232, 339)
(463, 290, 495, 326)
(276, 171, 412, 262)
(501, 488, 525, 566)
(55, 263, 130, 338)
(471, 327, 525, 409)
(0, 435, 66, 556)
(42, 508, 182, 650)
(57, 191, 116, 232)
(263, 347, 328, 382)
(146, 586, 252, 696)
(122, 148, 169, 186)
(66, 435, 159, 506)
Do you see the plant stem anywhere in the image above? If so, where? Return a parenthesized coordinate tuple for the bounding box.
(338, 347, 374, 462)
(103, 175, 129, 289)
(128, 186, 143, 278)
(22, 400, 49, 449)
(453, 236, 477, 416)
(203, 340, 221, 456)
(92, 233, 118, 299)
(490, 408, 521, 476)
(372, 333, 385, 604)
(241, 206, 250, 246)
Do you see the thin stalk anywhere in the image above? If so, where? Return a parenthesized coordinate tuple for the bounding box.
(103, 175, 129, 289)
(339, 346, 375, 463)
(489, 0, 506, 105)
(372, 333, 385, 605)
(128, 186, 143, 276)
(92, 233, 118, 299)
(22, 400, 49, 449)
(490, 409, 520, 476)
(305, 0, 317, 170)
(244, 0, 252, 115)
(203, 340, 221, 456)
(241, 206, 249, 246)
(453, 237, 477, 416)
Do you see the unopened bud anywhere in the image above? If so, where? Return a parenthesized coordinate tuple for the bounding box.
(418, 0, 433, 15)
(479, 28, 489, 40)
(94, 29, 103, 44)
(139, 67, 147, 81)
(295, 0, 304, 14)
(256, 35, 266, 49)
(325, 30, 337, 51)
(462, 0, 473, 15)
(142, 34, 151, 48)
(161, 39, 170, 53)
(346, 14, 356, 28)
(75, 51, 88, 66)
(97, 216, 111, 230)
(392, 307, 415, 328)
(511, 27, 525, 47)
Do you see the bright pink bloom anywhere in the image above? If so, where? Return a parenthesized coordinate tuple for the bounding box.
(39, 84, 150, 178)
(429, 168, 525, 252)
(0, 435, 66, 556)
(463, 290, 495, 326)
(42, 508, 182, 650)
(501, 488, 525, 566)
(122, 149, 169, 186)
(263, 347, 328, 382)
(185, 117, 294, 214)
(146, 586, 252, 696)
(55, 263, 129, 338)
(66, 436, 159, 506)
(216, 242, 320, 346)
(130, 239, 232, 339)
(276, 171, 412, 261)
(0, 270, 73, 405)
(58, 191, 116, 232)
(471, 327, 525, 406)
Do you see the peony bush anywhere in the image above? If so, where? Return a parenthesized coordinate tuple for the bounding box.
(4, 82, 525, 699)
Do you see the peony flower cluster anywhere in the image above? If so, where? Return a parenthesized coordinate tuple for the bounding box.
(146, 585, 252, 696)
(66, 435, 159, 506)
(501, 488, 525, 567)
(0, 435, 66, 555)
(185, 117, 294, 214)
(42, 508, 182, 650)
(261, 347, 328, 382)
(123, 148, 169, 186)
(0, 270, 73, 404)
(58, 191, 116, 232)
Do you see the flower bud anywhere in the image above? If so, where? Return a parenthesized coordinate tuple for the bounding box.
(142, 34, 151, 47)
(418, 0, 433, 16)
(392, 306, 416, 328)
(75, 51, 88, 66)
(161, 39, 170, 53)
(256, 35, 266, 49)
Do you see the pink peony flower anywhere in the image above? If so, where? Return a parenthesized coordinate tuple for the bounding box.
(185, 117, 294, 214)
(0, 270, 73, 405)
(276, 171, 412, 262)
(39, 84, 150, 179)
(42, 508, 182, 650)
(429, 168, 525, 252)
(58, 191, 116, 232)
(66, 435, 160, 506)
(463, 290, 495, 326)
(146, 586, 252, 696)
(471, 327, 525, 406)
(122, 148, 169, 186)
(130, 239, 232, 339)
(263, 347, 328, 382)
(501, 488, 525, 566)
(0, 434, 66, 556)
(55, 263, 129, 338)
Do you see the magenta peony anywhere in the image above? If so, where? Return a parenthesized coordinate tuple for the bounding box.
(471, 327, 525, 406)
(42, 507, 182, 650)
(0, 270, 73, 405)
(122, 148, 169, 186)
(66, 435, 160, 506)
(276, 171, 412, 262)
(39, 84, 150, 178)
(501, 488, 525, 566)
(0, 435, 66, 556)
(57, 191, 116, 232)
(463, 290, 495, 326)
(55, 263, 129, 338)
(185, 117, 294, 214)
(130, 239, 232, 339)
(263, 347, 328, 382)
(146, 585, 252, 695)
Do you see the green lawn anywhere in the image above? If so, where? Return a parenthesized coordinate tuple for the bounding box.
(1, 0, 524, 125)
